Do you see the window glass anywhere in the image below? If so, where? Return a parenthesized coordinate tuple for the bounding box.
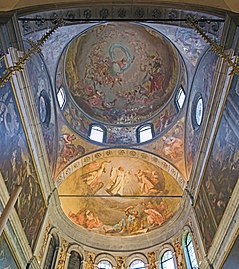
(89, 125, 104, 143)
(186, 233, 199, 269)
(57, 86, 66, 109)
(176, 87, 185, 110)
(139, 125, 153, 143)
(98, 260, 113, 269)
(129, 259, 145, 269)
(68, 251, 81, 269)
(195, 98, 203, 126)
(161, 251, 176, 269)
(43, 234, 59, 269)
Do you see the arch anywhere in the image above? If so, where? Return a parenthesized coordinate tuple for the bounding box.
(159, 244, 177, 269)
(182, 229, 199, 269)
(94, 253, 117, 268)
(126, 253, 147, 269)
(43, 228, 60, 269)
(68, 251, 82, 269)
(65, 244, 86, 269)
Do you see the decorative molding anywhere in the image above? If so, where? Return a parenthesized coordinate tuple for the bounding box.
(19, 7, 223, 37)
(147, 251, 157, 269)
(116, 256, 126, 269)
(85, 252, 96, 269)
(56, 238, 69, 269)
(173, 237, 185, 269)
(37, 221, 51, 264)
(56, 148, 186, 190)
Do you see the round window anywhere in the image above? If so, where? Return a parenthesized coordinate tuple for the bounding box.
(39, 90, 51, 128)
(192, 93, 204, 130)
(195, 97, 203, 126)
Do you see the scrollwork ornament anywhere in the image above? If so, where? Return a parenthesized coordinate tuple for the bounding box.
(148, 251, 157, 269)
(173, 237, 185, 269)
(116, 256, 126, 269)
(56, 238, 69, 269)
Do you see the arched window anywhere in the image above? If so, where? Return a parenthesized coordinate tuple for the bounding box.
(68, 251, 81, 269)
(137, 124, 153, 143)
(89, 124, 106, 143)
(129, 259, 145, 269)
(98, 260, 113, 269)
(160, 250, 176, 269)
(175, 86, 185, 111)
(184, 233, 199, 269)
(43, 233, 59, 269)
(57, 86, 66, 109)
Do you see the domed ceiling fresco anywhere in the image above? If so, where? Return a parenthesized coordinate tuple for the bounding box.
(64, 22, 179, 125)
(58, 149, 184, 236)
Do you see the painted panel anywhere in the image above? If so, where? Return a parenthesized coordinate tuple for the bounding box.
(186, 50, 218, 177)
(0, 57, 47, 249)
(195, 186, 217, 252)
(58, 149, 184, 236)
(0, 234, 19, 269)
(26, 48, 57, 174)
(195, 73, 239, 252)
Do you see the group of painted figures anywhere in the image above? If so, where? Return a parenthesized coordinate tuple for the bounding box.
(69, 199, 169, 236)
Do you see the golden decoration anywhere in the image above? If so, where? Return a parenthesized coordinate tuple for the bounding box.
(37, 221, 51, 264)
(116, 256, 126, 269)
(85, 252, 95, 269)
(173, 237, 186, 269)
(148, 251, 157, 269)
(56, 238, 69, 269)
(186, 17, 239, 75)
(0, 18, 65, 88)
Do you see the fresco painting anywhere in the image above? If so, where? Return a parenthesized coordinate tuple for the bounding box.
(140, 118, 187, 179)
(0, 235, 19, 269)
(55, 124, 101, 177)
(65, 22, 179, 125)
(0, 57, 46, 249)
(194, 186, 217, 252)
(26, 46, 57, 174)
(186, 50, 218, 177)
(195, 73, 239, 252)
(59, 155, 183, 236)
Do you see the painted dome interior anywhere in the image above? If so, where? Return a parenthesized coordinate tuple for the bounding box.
(18, 9, 224, 246)
(64, 22, 180, 125)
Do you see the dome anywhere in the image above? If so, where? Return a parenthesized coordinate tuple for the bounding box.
(64, 22, 180, 125)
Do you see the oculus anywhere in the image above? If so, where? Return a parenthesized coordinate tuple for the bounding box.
(39, 90, 51, 128)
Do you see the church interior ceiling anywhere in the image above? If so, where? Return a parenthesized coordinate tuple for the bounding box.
(16, 7, 225, 240)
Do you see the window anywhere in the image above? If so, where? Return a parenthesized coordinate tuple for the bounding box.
(98, 260, 113, 269)
(161, 250, 176, 269)
(43, 233, 59, 269)
(185, 233, 199, 269)
(175, 86, 185, 110)
(39, 90, 51, 128)
(191, 93, 204, 130)
(129, 259, 145, 269)
(57, 86, 66, 109)
(137, 124, 153, 143)
(68, 251, 81, 269)
(195, 97, 203, 126)
(89, 125, 105, 143)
